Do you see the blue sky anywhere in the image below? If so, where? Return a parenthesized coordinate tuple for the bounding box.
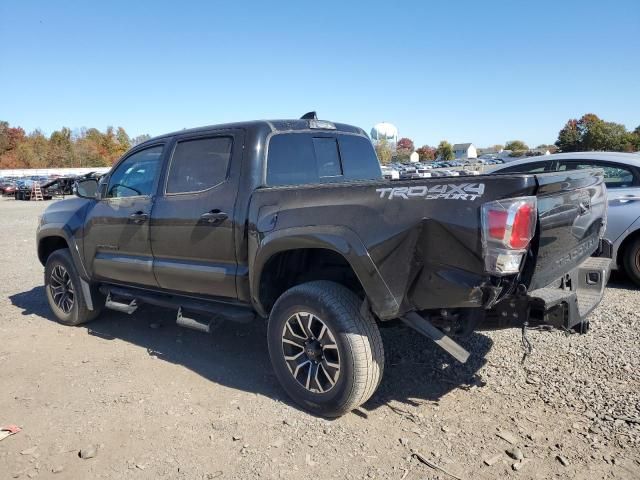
(1, 0, 639, 147)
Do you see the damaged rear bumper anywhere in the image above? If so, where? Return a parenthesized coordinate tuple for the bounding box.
(399, 241, 612, 364)
(489, 249, 611, 333)
(528, 256, 610, 331)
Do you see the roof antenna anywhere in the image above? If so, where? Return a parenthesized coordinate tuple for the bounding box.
(300, 111, 317, 120)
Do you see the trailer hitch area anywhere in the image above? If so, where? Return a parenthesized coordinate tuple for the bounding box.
(400, 312, 470, 364)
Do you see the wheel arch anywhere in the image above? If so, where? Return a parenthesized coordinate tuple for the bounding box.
(250, 226, 399, 319)
(38, 235, 70, 266)
(37, 224, 90, 280)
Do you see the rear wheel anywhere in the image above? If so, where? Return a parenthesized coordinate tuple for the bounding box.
(267, 281, 384, 417)
(623, 237, 640, 287)
(45, 249, 102, 325)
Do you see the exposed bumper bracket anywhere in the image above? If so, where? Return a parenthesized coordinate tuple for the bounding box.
(401, 312, 470, 364)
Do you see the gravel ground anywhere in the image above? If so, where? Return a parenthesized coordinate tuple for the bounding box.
(0, 196, 639, 480)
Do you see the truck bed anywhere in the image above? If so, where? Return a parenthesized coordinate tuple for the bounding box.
(249, 169, 606, 320)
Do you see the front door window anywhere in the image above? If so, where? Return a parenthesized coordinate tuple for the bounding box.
(107, 146, 163, 198)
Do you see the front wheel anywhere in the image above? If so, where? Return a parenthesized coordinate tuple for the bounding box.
(267, 281, 384, 417)
(45, 249, 102, 325)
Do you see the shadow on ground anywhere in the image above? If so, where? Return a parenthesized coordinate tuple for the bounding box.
(605, 270, 638, 290)
(10, 286, 493, 418)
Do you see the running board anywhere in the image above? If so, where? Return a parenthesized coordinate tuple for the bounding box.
(99, 285, 255, 323)
(105, 292, 138, 314)
(176, 308, 213, 333)
(401, 312, 470, 364)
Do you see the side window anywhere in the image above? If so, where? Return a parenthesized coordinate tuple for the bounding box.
(267, 134, 316, 186)
(559, 161, 635, 188)
(166, 137, 232, 194)
(497, 161, 549, 174)
(338, 135, 382, 180)
(107, 145, 163, 198)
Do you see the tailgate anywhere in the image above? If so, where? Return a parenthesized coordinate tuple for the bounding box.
(527, 169, 607, 290)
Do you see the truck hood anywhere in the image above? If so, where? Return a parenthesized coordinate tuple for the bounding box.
(41, 197, 93, 227)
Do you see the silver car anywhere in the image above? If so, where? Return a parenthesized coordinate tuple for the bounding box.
(492, 152, 640, 285)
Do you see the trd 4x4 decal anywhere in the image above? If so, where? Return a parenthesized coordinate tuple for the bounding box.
(376, 183, 485, 201)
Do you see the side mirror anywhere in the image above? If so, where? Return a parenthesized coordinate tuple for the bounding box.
(75, 178, 99, 199)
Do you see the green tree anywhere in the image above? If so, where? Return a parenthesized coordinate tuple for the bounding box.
(0, 121, 10, 154)
(581, 116, 628, 151)
(49, 127, 74, 167)
(630, 126, 640, 151)
(556, 113, 633, 152)
(116, 127, 131, 155)
(435, 140, 454, 161)
(375, 138, 393, 165)
(13, 130, 49, 168)
(505, 140, 528, 152)
(555, 119, 581, 152)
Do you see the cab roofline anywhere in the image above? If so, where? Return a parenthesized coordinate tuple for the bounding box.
(136, 118, 367, 147)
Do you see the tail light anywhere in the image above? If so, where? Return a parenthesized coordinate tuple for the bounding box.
(481, 197, 537, 275)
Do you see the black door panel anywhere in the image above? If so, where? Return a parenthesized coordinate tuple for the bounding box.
(83, 144, 164, 287)
(150, 131, 242, 298)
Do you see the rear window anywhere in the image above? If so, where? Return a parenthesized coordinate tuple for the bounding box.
(166, 137, 232, 194)
(266, 133, 381, 186)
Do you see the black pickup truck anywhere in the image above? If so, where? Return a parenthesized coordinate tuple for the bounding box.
(36, 113, 611, 416)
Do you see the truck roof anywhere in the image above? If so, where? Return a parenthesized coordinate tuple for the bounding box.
(138, 119, 367, 146)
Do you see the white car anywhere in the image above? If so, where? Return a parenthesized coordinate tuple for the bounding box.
(381, 165, 399, 180)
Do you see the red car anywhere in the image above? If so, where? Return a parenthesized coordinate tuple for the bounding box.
(0, 183, 17, 196)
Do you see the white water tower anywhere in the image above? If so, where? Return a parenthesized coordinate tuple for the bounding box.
(371, 122, 398, 144)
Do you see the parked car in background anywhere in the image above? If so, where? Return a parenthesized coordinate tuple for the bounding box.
(14, 179, 35, 200)
(492, 152, 640, 285)
(398, 164, 420, 179)
(416, 165, 433, 178)
(0, 181, 17, 196)
(380, 165, 399, 180)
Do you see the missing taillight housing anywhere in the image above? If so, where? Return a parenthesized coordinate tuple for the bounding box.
(482, 196, 537, 275)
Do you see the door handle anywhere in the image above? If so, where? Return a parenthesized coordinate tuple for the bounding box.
(129, 211, 149, 224)
(200, 210, 228, 225)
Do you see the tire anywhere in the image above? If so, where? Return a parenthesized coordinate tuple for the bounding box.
(623, 237, 640, 287)
(44, 249, 102, 326)
(267, 280, 384, 417)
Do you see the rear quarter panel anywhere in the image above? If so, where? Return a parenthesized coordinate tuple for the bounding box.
(249, 176, 538, 317)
